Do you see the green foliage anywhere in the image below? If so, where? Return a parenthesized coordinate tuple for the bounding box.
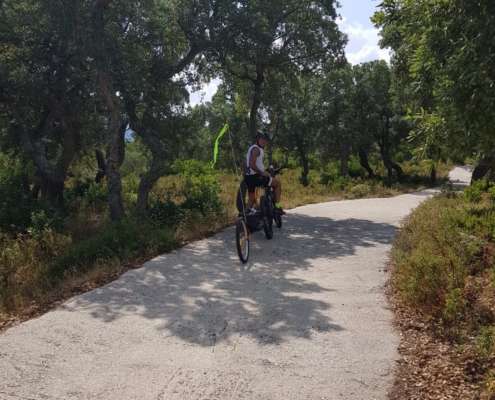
(477, 326, 495, 358)
(171, 159, 210, 178)
(464, 180, 489, 203)
(392, 194, 489, 332)
(350, 184, 372, 199)
(0, 164, 35, 233)
(28, 208, 64, 236)
(374, 0, 495, 161)
(43, 219, 177, 281)
(180, 175, 221, 216)
(148, 197, 182, 230)
(65, 182, 109, 209)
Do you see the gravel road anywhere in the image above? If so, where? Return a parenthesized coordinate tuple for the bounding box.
(0, 167, 472, 400)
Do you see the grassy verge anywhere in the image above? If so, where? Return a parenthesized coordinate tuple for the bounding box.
(389, 181, 495, 399)
(0, 160, 452, 332)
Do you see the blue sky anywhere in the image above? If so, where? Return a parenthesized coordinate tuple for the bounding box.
(338, 0, 390, 65)
(190, 0, 388, 106)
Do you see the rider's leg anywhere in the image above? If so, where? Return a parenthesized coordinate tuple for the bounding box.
(270, 179, 282, 203)
(245, 192, 256, 211)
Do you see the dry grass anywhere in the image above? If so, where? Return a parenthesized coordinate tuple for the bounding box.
(389, 189, 495, 399)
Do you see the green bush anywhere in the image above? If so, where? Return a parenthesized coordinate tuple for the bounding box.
(29, 207, 64, 236)
(327, 175, 356, 192)
(348, 155, 366, 178)
(172, 159, 210, 177)
(180, 175, 221, 216)
(43, 219, 177, 281)
(464, 180, 488, 202)
(148, 197, 182, 230)
(350, 184, 371, 198)
(0, 164, 37, 233)
(395, 152, 405, 163)
(393, 195, 483, 328)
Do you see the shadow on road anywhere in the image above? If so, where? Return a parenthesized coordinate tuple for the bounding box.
(69, 212, 401, 347)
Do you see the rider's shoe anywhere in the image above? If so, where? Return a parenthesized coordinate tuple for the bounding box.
(239, 208, 257, 217)
(273, 206, 286, 215)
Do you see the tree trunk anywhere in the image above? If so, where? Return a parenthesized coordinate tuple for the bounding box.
(118, 122, 126, 166)
(249, 67, 264, 139)
(379, 114, 403, 181)
(471, 156, 493, 183)
(358, 146, 375, 178)
(135, 157, 164, 216)
(340, 147, 349, 176)
(95, 63, 125, 221)
(430, 167, 436, 185)
(95, 149, 106, 183)
(91, 0, 125, 221)
(134, 128, 164, 216)
(297, 138, 309, 187)
(389, 158, 403, 180)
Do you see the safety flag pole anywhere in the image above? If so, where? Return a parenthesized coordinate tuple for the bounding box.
(211, 122, 229, 168)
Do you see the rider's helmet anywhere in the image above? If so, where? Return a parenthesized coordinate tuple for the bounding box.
(256, 128, 270, 141)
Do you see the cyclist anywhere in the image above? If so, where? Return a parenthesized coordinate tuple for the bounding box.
(244, 128, 286, 215)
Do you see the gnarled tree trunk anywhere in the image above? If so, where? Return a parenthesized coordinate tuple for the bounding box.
(92, 0, 125, 222)
(358, 146, 375, 178)
(471, 156, 493, 183)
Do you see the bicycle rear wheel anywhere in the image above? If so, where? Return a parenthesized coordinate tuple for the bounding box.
(236, 218, 249, 263)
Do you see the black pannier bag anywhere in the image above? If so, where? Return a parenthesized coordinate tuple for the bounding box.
(245, 213, 264, 232)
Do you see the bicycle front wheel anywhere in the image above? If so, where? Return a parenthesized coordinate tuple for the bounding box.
(236, 218, 250, 263)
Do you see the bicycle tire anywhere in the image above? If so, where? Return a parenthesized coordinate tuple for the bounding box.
(236, 218, 249, 263)
(263, 217, 273, 239)
(259, 195, 273, 239)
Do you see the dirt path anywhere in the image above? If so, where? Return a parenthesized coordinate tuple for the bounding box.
(0, 167, 472, 400)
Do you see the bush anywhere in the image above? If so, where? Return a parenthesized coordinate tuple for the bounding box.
(464, 180, 488, 202)
(393, 195, 483, 327)
(180, 175, 221, 216)
(327, 175, 356, 192)
(172, 159, 210, 177)
(350, 184, 372, 198)
(0, 164, 37, 233)
(148, 197, 182, 230)
(43, 219, 177, 281)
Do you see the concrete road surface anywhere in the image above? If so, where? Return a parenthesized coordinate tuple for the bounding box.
(0, 167, 472, 400)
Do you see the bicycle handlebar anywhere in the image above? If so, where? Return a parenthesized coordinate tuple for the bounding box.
(268, 165, 287, 177)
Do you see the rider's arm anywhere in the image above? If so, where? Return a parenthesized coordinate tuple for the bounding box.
(249, 147, 269, 176)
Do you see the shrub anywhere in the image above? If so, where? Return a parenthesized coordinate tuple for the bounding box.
(350, 184, 371, 198)
(180, 175, 222, 216)
(327, 175, 356, 192)
(148, 197, 182, 230)
(43, 219, 177, 281)
(464, 180, 488, 202)
(172, 159, 210, 177)
(0, 164, 36, 233)
(393, 196, 479, 322)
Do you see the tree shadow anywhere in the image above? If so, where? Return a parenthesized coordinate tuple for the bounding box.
(66, 212, 402, 347)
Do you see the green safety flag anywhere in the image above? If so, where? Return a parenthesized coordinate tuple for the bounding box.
(211, 123, 229, 168)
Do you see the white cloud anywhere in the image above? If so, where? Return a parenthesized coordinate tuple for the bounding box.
(188, 79, 221, 107)
(338, 17, 391, 65)
(346, 45, 391, 65)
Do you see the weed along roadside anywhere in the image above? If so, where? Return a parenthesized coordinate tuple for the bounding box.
(0, 159, 452, 333)
(387, 166, 495, 400)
